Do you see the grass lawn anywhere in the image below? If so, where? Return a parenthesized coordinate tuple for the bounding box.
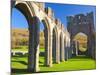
(12, 46, 28, 51)
(12, 46, 45, 52)
(11, 55, 96, 74)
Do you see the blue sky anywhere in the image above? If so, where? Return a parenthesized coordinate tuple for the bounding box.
(11, 3, 96, 30)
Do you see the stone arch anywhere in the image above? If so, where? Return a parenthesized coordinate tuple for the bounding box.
(67, 12, 95, 58)
(71, 30, 89, 40)
(12, 2, 38, 72)
(13, 2, 34, 26)
(12, 1, 48, 72)
(69, 26, 91, 57)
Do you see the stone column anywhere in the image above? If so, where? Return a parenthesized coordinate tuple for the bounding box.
(56, 36, 60, 63)
(67, 40, 70, 59)
(61, 38, 65, 61)
(91, 35, 95, 59)
(76, 41, 79, 55)
(72, 41, 75, 56)
(87, 36, 91, 57)
(60, 36, 62, 61)
(44, 28, 49, 66)
(28, 16, 40, 72)
(76, 41, 79, 56)
(91, 35, 96, 59)
(65, 42, 68, 61)
(52, 32, 56, 63)
(87, 35, 95, 59)
(49, 32, 53, 67)
(73, 41, 78, 56)
(68, 47, 71, 59)
(68, 42, 72, 59)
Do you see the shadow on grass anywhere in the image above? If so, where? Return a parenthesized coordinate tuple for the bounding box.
(11, 69, 29, 74)
(11, 68, 95, 74)
(12, 55, 28, 57)
(12, 60, 27, 65)
(11, 68, 56, 74)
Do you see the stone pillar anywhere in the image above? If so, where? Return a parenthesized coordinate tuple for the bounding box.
(68, 47, 72, 59)
(49, 32, 53, 67)
(87, 35, 95, 59)
(72, 41, 75, 56)
(76, 41, 79, 56)
(44, 28, 49, 66)
(92, 40, 96, 59)
(60, 36, 62, 61)
(91, 35, 96, 59)
(28, 16, 40, 72)
(68, 41, 72, 59)
(87, 36, 92, 57)
(56, 36, 60, 63)
(61, 38, 65, 61)
(65, 47, 67, 61)
(65, 42, 68, 61)
(52, 32, 56, 63)
(91, 36, 96, 59)
(73, 41, 78, 56)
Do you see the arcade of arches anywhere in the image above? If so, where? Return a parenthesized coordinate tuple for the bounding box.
(12, 1, 96, 72)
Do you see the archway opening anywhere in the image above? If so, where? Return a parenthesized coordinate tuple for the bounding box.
(11, 8, 29, 69)
(73, 32, 88, 55)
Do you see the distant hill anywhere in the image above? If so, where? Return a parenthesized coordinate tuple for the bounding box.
(12, 28, 29, 38)
(12, 28, 44, 39)
(11, 28, 44, 48)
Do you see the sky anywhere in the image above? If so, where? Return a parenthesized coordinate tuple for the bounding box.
(11, 2, 96, 30)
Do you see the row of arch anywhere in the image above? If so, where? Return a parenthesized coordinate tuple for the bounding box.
(12, 1, 71, 72)
(12, 1, 95, 73)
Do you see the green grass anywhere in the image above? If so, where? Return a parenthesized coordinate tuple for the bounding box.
(40, 56, 96, 72)
(12, 46, 28, 51)
(11, 56, 27, 69)
(11, 55, 96, 74)
(12, 46, 45, 52)
(39, 47, 45, 52)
